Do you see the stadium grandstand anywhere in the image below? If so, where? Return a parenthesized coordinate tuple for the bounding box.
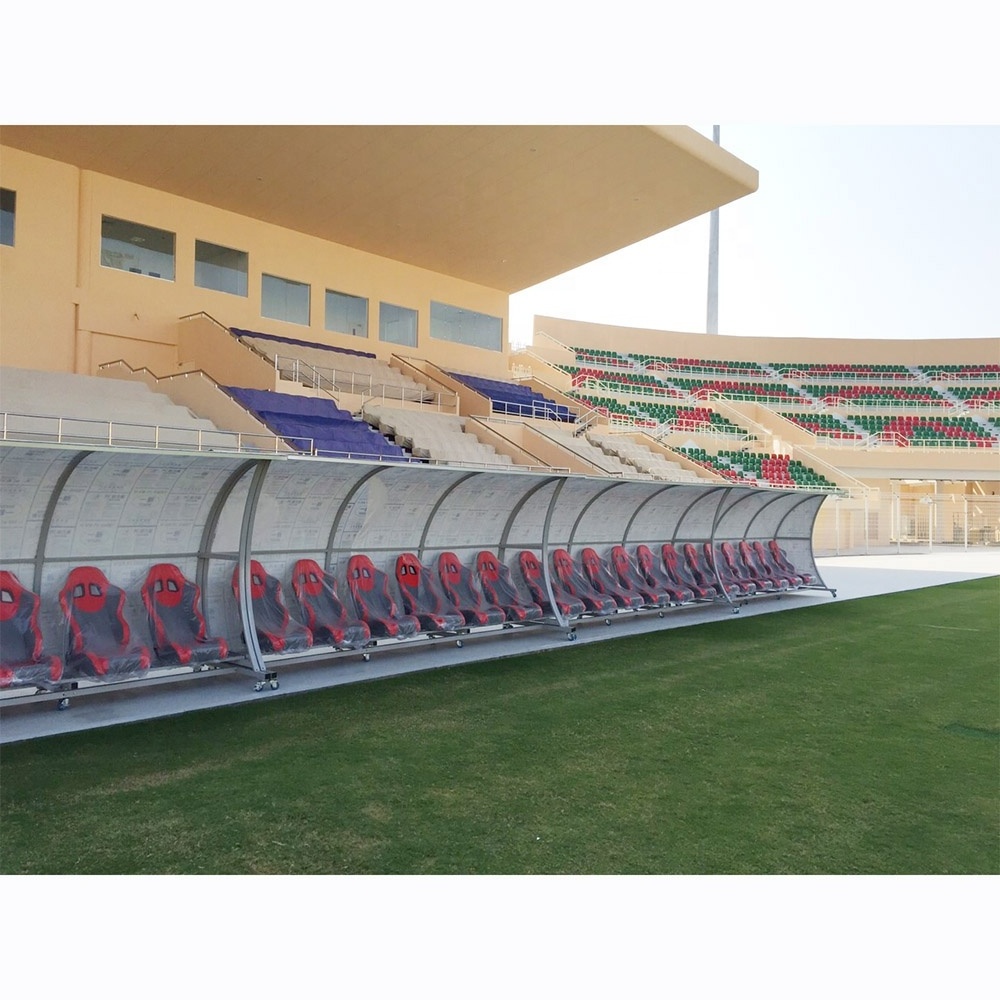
(1, 125, 997, 735)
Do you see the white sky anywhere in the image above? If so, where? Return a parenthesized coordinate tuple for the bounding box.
(509, 125, 1000, 347)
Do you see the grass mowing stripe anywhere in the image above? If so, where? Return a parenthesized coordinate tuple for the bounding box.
(1, 577, 997, 874)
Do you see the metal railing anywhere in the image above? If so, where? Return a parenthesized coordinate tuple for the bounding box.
(273, 354, 458, 410)
(0, 411, 293, 455)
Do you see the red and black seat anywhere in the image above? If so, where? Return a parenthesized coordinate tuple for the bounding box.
(579, 548, 643, 610)
(551, 548, 618, 615)
(768, 540, 814, 585)
(474, 552, 543, 623)
(635, 544, 695, 605)
(661, 542, 717, 601)
(682, 542, 738, 600)
(752, 540, 804, 588)
(737, 540, 793, 591)
(142, 563, 229, 666)
(0, 570, 63, 689)
(59, 566, 151, 679)
(517, 550, 585, 618)
(290, 559, 371, 650)
(395, 553, 466, 633)
(345, 555, 420, 639)
(437, 552, 506, 627)
(704, 543, 756, 597)
(231, 561, 312, 654)
(720, 541, 775, 593)
(609, 545, 671, 608)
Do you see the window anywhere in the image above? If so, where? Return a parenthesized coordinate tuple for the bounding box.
(195, 240, 248, 296)
(262, 273, 310, 326)
(0, 189, 15, 246)
(325, 289, 368, 337)
(379, 302, 417, 347)
(100, 216, 175, 279)
(430, 301, 502, 352)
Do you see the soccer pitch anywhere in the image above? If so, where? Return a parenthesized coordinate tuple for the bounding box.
(1, 577, 997, 875)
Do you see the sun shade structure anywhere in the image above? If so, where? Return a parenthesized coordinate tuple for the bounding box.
(0, 125, 759, 294)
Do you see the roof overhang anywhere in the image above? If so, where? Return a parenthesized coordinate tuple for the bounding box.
(0, 124, 758, 293)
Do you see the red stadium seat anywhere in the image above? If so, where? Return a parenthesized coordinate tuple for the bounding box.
(517, 550, 585, 618)
(768, 540, 814, 585)
(609, 545, 671, 608)
(437, 552, 506, 627)
(231, 561, 312, 654)
(635, 544, 695, 605)
(59, 566, 151, 679)
(579, 547, 644, 610)
(705, 543, 756, 597)
(394, 553, 466, 633)
(660, 543, 717, 601)
(682, 543, 739, 599)
(290, 559, 371, 650)
(0, 570, 63, 689)
(142, 563, 229, 666)
(474, 552, 543, 623)
(345, 555, 420, 639)
(720, 541, 775, 593)
(551, 548, 619, 615)
(752, 541, 804, 588)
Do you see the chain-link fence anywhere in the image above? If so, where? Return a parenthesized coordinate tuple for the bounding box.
(812, 493, 1000, 556)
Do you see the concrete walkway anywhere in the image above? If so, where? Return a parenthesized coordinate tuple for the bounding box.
(2, 548, 996, 744)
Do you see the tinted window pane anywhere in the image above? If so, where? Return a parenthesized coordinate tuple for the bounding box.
(0, 189, 14, 247)
(100, 216, 175, 279)
(325, 289, 368, 337)
(430, 301, 502, 352)
(379, 302, 417, 347)
(195, 240, 248, 296)
(262, 273, 310, 326)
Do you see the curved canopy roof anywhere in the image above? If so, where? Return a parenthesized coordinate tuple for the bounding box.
(1, 125, 758, 293)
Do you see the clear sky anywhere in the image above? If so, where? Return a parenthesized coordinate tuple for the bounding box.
(509, 125, 1000, 348)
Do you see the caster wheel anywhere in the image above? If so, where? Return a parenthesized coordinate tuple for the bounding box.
(658, 611, 664, 618)
(57, 697, 71, 711)
(270, 680, 279, 690)
(605, 619, 612, 627)
(362, 652, 371, 662)
(254, 681, 265, 693)
(456, 639, 464, 648)
(566, 630, 576, 641)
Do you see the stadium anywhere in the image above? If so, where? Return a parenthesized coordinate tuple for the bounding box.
(1, 127, 997, 881)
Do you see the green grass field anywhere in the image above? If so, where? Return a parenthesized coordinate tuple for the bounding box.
(2, 578, 997, 875)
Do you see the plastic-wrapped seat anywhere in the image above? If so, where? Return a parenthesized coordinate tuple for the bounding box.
(609, 546, 671, 608)
(437, 552, 506, 627)
(474, 552, 543, 623)
(635, 544, 695, 605)
(59, 566, 151, 679)
(230, 561, 312, 654)
(661, 543, 717, 601)
(290, 559, 371, 650)
(579, 548, 644, 610)
(704, 543, 756, 597)
(394, 553, 465, 633)
(768, 540, 814, 585)
(736, 540, 792, 591)
(0, 570, 63, 689)
(720, 541, 776, 593)
(141, 563, 229, 666)
(682, 542, 737, 599)
(517, 551, 585, 618)
(551, 549, 618, 615)
(345, 555, 420, 639)
(752, 540, 804, 588)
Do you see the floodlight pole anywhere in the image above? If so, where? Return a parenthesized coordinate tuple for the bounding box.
(706, 125, 721, 335)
